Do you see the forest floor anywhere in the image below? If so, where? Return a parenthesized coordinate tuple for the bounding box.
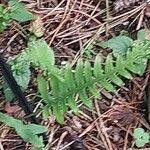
(0, 0, 150, 150)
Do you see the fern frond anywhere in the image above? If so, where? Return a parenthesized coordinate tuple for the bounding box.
(27, 39, 150, 123)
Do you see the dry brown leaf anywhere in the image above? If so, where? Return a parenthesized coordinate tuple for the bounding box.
(109, 106, 135, 126)
(4, 102, 21, 115)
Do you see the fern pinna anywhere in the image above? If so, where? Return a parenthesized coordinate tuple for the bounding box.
(26, 39, 150, 123)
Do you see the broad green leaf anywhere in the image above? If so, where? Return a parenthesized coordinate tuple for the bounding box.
(9, 0, 35, 22)
(23, 124, 47, 134)
(0, 112, 22, 127)
(2, 55, 31, 101)
(0, 112, 47, 147)
(16, 128, 44, 147)
(99, 36, 133, 57)
(10, 56, 31, 91)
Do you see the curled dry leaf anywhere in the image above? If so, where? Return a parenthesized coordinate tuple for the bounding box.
(29, 14, 45, 37)
(4, 102, 21, 115)
(109, 106, 135, 126)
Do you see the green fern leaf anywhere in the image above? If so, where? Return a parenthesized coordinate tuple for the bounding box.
(67, 95, 79, 114)
(50, 76, 60, 99)
(84, 60, 92, 82)
(116, 56, 133, 79)
(79, 88, 92, 108)
(37, 75, 53, 104)
(58, 77, 68, 98)
(64, 64, 76, 90)
(75, 59, 84, 86)
(89, 84, 101, 98)
(105, 54, 124, 86)
(52, 102, 66, 124)
(94, 55, 115, 91)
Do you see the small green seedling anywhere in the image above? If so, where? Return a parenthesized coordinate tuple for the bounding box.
(133, 127, 150, 148)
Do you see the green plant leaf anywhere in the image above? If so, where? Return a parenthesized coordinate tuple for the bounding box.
(142, 132, 150, 143)
(89, 84, 101, 98)
(9, 0, 35, 22)
(137, 29, 146, 41)
(0, 112, 47, 147)
(52, 103, 64, 124)
(27, 40, 55, 70)
(23, 38, 150, 124)
(16, 128, 44, 147)
(135, 139, 145, 148)
(2, 55, 31, 101)
(99, 36, 133, 57)
(67, 95, 79, 114)
(75, 59, 84, 86)
(116, 56, 133, 79)
(37, 75, 52, 104)
(0, 4, 12, 32)
(94, 55, 115, 91)
(23, 124, 47, 134)
(133, 128, 144, 139)
(64, 64, 76, 90)
(79, 89, 92, 108)
(84, 60, 92, 82)
(42, 106, 50, 119)
(10, 56, 31, 91)
(2, 79, 15, 101)
(105, 54, 124, 86)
